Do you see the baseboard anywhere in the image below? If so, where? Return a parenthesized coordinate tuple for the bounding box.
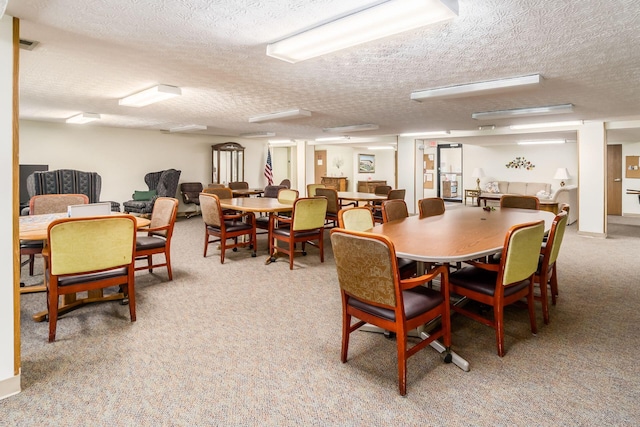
(577, 231, 606, 239)
(0, 372, 21, 400)
(622, 212, 640, 218)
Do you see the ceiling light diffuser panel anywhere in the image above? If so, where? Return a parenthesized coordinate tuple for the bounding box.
(119, 85, 181, 107)
(66, 113, 100, 124)
(266, 0, 458, 63)
(472, 104, 574, 120)
(411, 74, 542, 101)
(248, 108, 312, 123)
(168, 124, 207, 133)
(323, 124, 379, 133)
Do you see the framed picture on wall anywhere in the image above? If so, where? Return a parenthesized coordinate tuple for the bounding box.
(358, 154, 375, 173)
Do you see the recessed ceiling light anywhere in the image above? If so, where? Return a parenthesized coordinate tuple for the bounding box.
(266, 0, 458, 63)
(472, 104, 574, 120)
(248, 108, 312, 123)
(315, 136, 350, 142)
(400, 130, 450, 137)
(411, 74, 542, 101)
(119, 85, 181, 107)
(517, 139, 567, 145)
(66, 113, 100, 124)
(509, 120, 584, 130)
(323, 124, 379, 133)
(367, 146, 396, 150)
(240, 132, 276, 138)
(169, 124, 207, 133)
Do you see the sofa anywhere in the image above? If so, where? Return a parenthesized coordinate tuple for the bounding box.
(480, 181, 578, 224)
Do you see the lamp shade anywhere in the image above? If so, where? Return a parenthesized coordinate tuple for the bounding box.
(553, 168, 570, 180)
(472, 168, 485, 178)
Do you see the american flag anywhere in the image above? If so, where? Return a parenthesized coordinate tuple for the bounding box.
(264, 148, 274, 185)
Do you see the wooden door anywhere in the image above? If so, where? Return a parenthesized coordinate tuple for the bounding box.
(314, 150, 326, 185)
(607, 144, 622, 215)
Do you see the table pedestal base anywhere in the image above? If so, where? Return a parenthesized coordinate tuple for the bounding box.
(32, 290, 125, 322)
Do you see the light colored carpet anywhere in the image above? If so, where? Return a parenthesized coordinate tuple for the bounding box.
(3, 209, 639, 426)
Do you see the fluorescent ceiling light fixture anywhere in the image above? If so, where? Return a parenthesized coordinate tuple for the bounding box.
(66, 113, 100, 124)
(266, 0, 458, 63)
(119, 84, 181, 107)
(517, 139, 566, 145)
(472, 104, 574, 120)
(269, 139, 297, 146)
(400, 130, 450, 137)
(169, 124, 207, 133)
(240, 132, 276, 138)
(249, 108, 312, 123)
(367, 146, 396, 150)
(509, 120, 584, 130)
(411, 74, 542, 101)
(315, 136, 350, 142)
(323, 123, 379, 133)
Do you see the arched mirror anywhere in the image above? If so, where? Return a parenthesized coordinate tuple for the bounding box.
(212, 142, 245, 185)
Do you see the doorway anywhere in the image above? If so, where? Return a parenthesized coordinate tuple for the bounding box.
(607, 144, 622, 216)
(314, 150, 327, 185)
(437, 144, 462, 202)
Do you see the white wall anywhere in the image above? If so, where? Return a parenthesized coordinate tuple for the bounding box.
(19, 120, 270, 213)
(578, 122, 606, 236)
(311, 145, 396, 193)
(1, 14, 20, 400)
(462, 142, 579, 194)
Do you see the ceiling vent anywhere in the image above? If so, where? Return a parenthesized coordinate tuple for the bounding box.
(19, 39, 40, 51)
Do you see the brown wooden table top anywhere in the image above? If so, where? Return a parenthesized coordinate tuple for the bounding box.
(337, 191, 388, 202)
(19, 213, 150, 241)
(219, 197, 293, 213)
(231, 189, 264, 196)
(368, 207, 555, 263)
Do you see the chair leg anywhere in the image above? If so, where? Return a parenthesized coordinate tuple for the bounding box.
(494, 304, 505, 357)
(550, 264, 559, 305)
(165, 250, 173, 281)
(319, 230, 324, 263)
(204, 230, 209, 257)
(48, 288, 58, 343)
(289, 239, 295, 270)
(146, 255, 153, 273)
(527, 282, 538, 335)
(29, 254, 35, 276)
(539, 272, 550, 325)
(341, 308, 351, 363)
(396, 328, 408, 396)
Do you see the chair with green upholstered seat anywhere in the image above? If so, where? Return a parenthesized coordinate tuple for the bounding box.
(449, 220, 545, 356)
(269, 197, 327, 269)
(44, 215, 137, 342)
(330, 228, 452, 396)
(535, 211, 568, 324)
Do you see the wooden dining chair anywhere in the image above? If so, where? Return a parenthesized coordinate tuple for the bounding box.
(330, 228, 452, 396)
(269, 197, 327, 269)
(500, 195, 540, 210)
(315, 187, 340, 227)
(200, 192, 257, 263)
(448, 220, 545, 357)
(338, 206, 374, 232)
(381, 199, 409, 223)
(306, 183, 325, 197)
(535, 211, 568, 324)
(373, 189, 405, 223)
(21, 194, 89, 278)
(44, 215, 137, 342)
(134, 197, 179, 279)
(228, 181, 249, 190)
(418, 197, 445, 218)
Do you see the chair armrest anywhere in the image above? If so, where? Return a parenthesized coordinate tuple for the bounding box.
(222, 211, 254, 222)
(400, 264, 448, 290)
(465, 260, 500, 272)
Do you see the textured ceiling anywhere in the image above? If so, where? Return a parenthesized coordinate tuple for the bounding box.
(6, 0, 640, 145)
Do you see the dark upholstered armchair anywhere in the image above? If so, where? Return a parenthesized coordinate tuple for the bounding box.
(180, 182, 203, 218)
(123, 169, 181, 215)
(26, 169, 120, 213)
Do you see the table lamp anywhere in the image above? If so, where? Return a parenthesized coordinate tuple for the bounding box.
(554, 167, 570, 186)
(472, 168, 485, 191)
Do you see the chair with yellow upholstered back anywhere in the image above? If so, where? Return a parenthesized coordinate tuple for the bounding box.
(277, 189, 299, 204)
(44, 215, 137, 342)
(535, 211, 568, 324)
(269, 197, 327, 269)
(200, 192, 257, 263)
(500, 195, 540, 210)
(306, 183, 325, 197)
(338, 206, 374, 232)
(330, 228, 452, 396)
(134, 197, 179, 280)
(418, 197, 445, 218)
(449, 220, 545, 356)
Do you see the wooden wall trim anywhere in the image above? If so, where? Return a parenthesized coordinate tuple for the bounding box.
(13, 16, 20, 376)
